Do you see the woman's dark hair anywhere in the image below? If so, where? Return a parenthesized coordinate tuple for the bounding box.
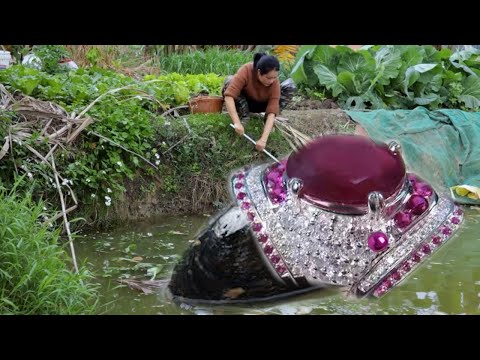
(253, 52, 280, 75)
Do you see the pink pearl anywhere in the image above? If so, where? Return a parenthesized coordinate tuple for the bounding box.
(394, 211, 412, 228)
(367, 231, 389, 252)
(407, 195, 429, 215)
(413, 182, 433, 197)
(408, 174, 418, 185)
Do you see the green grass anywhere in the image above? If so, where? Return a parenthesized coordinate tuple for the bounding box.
(154, 113, 293, 211)
(158, 48, 253, 76)
(0, 185, 98, 314)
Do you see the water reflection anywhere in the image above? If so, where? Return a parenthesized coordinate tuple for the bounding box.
(76, 208, 480, 315)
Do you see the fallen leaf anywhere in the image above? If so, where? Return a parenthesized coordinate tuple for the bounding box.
(117, 278, 169, 295)
(132, 256, 143, 262)
(168, 230, 186, 235)
(147, 265, 163, 280)
(223, 287, 245, 299)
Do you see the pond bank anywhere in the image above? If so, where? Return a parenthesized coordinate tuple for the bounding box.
(101, 109, 356, 227)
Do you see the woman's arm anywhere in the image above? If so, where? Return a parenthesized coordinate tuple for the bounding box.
(256, 112, 275, 151)
(225, 96, 244, 136)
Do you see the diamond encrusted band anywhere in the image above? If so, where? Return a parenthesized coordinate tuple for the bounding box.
(230, 161, 464, 298)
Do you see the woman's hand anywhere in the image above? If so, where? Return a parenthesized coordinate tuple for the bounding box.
(225, 96, 244, 136)
(255, 113, 275, 152)
(233, 123, 245, 136)
(255, 138, 267, 152)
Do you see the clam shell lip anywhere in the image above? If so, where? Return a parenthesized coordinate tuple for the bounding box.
(286, 135, 406, 209)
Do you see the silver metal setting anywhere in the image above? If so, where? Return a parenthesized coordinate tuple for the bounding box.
(229, 160, 464, 298)
(388, 140, 401, 155)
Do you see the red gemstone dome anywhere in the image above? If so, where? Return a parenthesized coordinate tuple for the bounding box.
(286, 135, 406, 213)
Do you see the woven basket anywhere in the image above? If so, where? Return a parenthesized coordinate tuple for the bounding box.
(189, 96, 224, 114)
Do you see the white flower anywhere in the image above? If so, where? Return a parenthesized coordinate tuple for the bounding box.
(107, 188, 112, 193)
(116, 161, 122, 167)
(91, 193, 96, 198)
(155, 153, 160, 159)
(27, 172, 33, 179)
(155, 160, 160, 165)
(86, 178, 91, 183)
(43, 206, 47, 211)
(62, 178, 69, 186)
(104, 195, 112, 207)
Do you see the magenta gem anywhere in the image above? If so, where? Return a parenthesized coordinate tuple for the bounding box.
(367, 231, 389, 252)
(236, 192, 246, 200)
(272, 195, 286, 204)
(265, 170, 275, 186)
(252, 222, 262, 232)
(247, 212, 255, 221)
(259, 234, 268, 243)
(266, 171, 282, 186)
(374, 287, 387, 297)
(412, 253, 421, 263)
(421, 244, 431, 254)
(286, 135, 406, 212)
(407, 195, 429, 215)
(234, 182, 243, 189)
(442, 227, 452, 235)
(432, 236, 442, 245)
(401, 262, 411, 272)
(394, 211, 413, 229)
(454, 208, 463, 216)
(270, 254, 280, 264)
(277, 162, 286, 172)
(236, 173, 245, 180)
(392, 271, 401, 281)
(383, 279, 392, 289)
(269, 184, 287, 204)
(408, 174, 418, 184)
(275, 264, 287, 274)
(264, 244, 273, 254)
(451, 217, 460, 224)
(266, 170, 279, 183)
(241, 202, 251, 210)
(413, 182, 433, 197)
